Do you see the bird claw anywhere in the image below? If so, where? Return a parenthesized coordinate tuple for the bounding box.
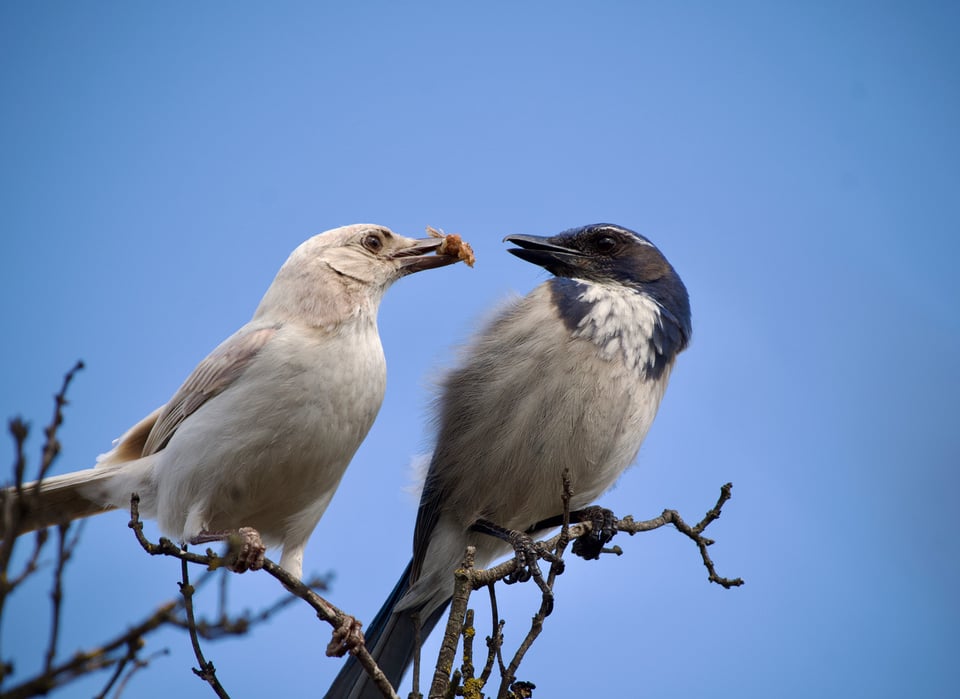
(191, 527, 265, 573)
(510, 680, 537, 698)
(570, 506, 618, 560)
(470, 517, 551, 585)
(505, 530, 541, 585)
(326, 614, 364, 658)
(229, 526, 266, 572)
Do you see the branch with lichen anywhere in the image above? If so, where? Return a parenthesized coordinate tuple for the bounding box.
(424, 475, 743, 699)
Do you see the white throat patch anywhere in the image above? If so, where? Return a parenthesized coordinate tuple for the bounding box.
(571, 281, 664, 374)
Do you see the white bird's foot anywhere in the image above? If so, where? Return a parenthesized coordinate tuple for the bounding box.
(326, 614, 364, 658)
(190, 526, 266, 573)
(231, 526, 266, 572)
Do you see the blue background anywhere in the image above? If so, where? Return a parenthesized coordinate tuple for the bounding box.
(2, 2, 958, 697)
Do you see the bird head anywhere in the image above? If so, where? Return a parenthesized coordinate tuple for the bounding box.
(505, 223, 691, 347)
(255, 224, 462, 327)
(301, 224, 460, 286)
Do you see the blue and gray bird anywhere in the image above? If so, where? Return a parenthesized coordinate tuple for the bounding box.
(326, 223, 691, 698)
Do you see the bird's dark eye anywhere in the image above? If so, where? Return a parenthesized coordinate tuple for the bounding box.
(595, 235, 617, 253)
(362, 234, 383, 253)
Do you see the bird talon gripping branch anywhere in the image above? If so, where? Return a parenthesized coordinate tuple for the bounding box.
(326, 614, 364, 658)
(570, 506, 619, 561)
(188, 527, 266, 572)
(469, 518, 542, 584)
(505, 530, 540, 585)
(231, 527, 266, 572)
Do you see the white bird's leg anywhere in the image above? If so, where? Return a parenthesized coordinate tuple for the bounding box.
(278, 542, 305, 581)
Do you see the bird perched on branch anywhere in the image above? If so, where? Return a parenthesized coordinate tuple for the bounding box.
(326, 223, 691, 698)
(1, 224, 467, 579)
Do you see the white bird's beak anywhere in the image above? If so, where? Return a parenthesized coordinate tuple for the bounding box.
(391, 237, 462, 275)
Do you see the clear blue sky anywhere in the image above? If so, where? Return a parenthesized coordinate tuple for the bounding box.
(2, 2, 958, 697)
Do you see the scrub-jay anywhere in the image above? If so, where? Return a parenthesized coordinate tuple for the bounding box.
(326, 223, 691, 697)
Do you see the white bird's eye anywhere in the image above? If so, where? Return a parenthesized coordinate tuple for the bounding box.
(595, 235, 617, 253)
(363, 234, 383, 253)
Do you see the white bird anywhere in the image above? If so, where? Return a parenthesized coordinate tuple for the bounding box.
(2, 224, 465, 579)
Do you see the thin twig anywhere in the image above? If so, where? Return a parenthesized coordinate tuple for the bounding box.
(93, 639, 141, 699)
(43, 523, 71, 674)
(8, 418, 28, 489)
(0, 418, 31, 596)
(619, 483, 744, 588)
(111, 649, 170, 699)
(1, 528, 47, 598)
(180, 556, 230, 698)
(482, 583, 505, 684)
(37, 361, 84, 483)
(496, 472, 575, 698)
(445, 670, 461, 699)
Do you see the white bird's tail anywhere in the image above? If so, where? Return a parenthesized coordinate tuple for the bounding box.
(1, 406, 162, 539)
(0, 467, 125, 537)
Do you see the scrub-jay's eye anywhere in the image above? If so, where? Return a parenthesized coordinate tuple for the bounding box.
(595, 235, 617, 253)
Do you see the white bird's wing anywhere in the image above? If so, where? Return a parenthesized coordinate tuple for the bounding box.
(141, 324, 280, 456)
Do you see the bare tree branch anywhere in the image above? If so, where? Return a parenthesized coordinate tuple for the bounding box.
(92, 637, 142, 699)
(179, 557, 230, 698)
(482, 584, 505, 686)
(618, 483, 744, 589)
(38, 362, 85, 484)
(424, 477, 743, 698)
(127, 497, 400, 699)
